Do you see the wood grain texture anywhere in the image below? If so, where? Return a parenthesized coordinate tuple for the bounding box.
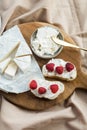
(0, 22, 87, 110)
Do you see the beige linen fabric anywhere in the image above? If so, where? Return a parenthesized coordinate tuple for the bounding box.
(0, 0, 87, 130)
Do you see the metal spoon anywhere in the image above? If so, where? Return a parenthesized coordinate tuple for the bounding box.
(51, 36, 87, 51)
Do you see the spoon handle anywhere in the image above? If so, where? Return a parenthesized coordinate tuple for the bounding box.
(51, 36, 87, 51)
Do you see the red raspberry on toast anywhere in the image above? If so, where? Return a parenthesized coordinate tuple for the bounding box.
(46, 63, 55, 72)
(55, 66, 64, 74)
(50, 84, 59, 93)
(38, 87, 46, 94)
(66, 62, 74, 72)
(29, 80, 37, 89)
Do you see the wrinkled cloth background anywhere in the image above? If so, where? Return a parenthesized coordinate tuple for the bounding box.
(0, 0, 87, 130)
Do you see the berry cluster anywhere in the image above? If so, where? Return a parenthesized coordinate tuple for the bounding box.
(29, 80, 59, 94)
(46, 62, 74, 74)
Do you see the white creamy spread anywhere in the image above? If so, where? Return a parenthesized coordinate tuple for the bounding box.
(31, 26, 61, 57)
(42, 59, 77, 81)
(29, 78, 64, 100)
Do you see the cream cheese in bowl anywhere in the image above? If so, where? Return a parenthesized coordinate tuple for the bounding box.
(30, 26, 63, 59)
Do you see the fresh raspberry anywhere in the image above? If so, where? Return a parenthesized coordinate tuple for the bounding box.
(29, 80, 37, 89)
(38, 87, 46, 94)
(65, 62, 74, 72)
(50, 84, 59, 93)
(55, 66, 64, 74)
(46, 63, 55, 72)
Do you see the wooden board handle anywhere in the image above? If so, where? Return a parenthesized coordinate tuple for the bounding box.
(77, 70, 87, 89)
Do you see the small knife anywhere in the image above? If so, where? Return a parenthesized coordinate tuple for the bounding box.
(51, 36, 87, 51)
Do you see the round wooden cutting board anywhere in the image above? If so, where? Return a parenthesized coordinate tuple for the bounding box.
(0, 22, 87, 110)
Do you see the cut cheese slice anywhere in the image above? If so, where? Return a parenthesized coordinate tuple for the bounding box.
(4, 61, 18, 79)
(14, 55, 31, 72)
(14, 58, 31, 73)
(0, 58, 11, 74)
(15, 41, 32, 57)
(0, 35, 20, 62)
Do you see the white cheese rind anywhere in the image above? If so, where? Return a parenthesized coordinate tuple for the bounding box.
(0, 24, 32, 59)
(4, 25, 32, 58)
(0, 58, 11, 74)
(4, 61, 18, 79)
(0, 36, 20, 62)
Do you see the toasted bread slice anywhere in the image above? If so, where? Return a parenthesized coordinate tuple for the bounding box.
(42, 59, 77, 81)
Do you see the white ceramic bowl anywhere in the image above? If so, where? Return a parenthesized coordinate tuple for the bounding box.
(30, 26, 63, 59)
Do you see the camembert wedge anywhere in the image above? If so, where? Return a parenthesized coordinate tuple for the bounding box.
(14, 55, 31, 72)
(4, 61, 18, 79)
(0, 58, 11, 74)
(15, 41, 32, 57)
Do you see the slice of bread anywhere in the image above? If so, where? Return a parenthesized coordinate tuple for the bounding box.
(42, 59, 77, 81)
(29, 78, 64, 100)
